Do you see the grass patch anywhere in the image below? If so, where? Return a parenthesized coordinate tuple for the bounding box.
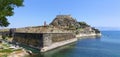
(13, 49, 22, 51)
(0, 49, 13, 53)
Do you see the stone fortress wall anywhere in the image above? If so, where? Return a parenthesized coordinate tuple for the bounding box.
(56, 15, 72, 19)
(13, 32, 76, 52)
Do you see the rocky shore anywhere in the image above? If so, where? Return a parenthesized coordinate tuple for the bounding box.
(0, 38, 31, 57)
(8, 49, 29, 57)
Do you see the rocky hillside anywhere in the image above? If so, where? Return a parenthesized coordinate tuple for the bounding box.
(50, 15, 101, 34)
(50, 15, 80, 29)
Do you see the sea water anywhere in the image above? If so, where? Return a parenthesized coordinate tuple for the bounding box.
(28, 31, 120, 57)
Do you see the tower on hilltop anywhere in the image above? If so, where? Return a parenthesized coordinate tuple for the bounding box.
(44, 21, 46, 26)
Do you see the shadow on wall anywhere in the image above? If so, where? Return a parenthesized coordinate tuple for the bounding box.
(27, 42, 76, 57)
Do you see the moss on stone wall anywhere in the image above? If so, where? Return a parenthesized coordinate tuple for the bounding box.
(13, 33, 43, 47)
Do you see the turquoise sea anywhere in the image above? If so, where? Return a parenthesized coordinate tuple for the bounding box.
(28, 31, 120, 57)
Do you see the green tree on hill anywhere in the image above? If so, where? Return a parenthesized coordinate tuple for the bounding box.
(78, 22, 90, 28)
(0, 0, 24, 27)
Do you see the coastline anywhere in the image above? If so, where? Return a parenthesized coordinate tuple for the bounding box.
(0, 33, 101, 57)
(40, 33, 102, 52)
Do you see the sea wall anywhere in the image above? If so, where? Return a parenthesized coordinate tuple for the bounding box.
(13, 32, 76, 52)
(41, 38, 77, 52)
(41, 33, 76, 52)
(76, 33, 101, 38)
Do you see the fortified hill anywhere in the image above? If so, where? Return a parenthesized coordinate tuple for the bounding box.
(0, 15, 101, 52)
(50, 15, 101, 37)
(50, 15, 80, 29)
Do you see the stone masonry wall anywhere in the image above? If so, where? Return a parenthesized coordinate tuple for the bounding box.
(51, 33, 75, 43)
(13, 33, 44, 48)
(13, 32, 75, 50)
(42, 33, 75, 47)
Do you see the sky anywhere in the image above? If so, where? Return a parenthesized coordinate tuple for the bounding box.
(7, 0, 120, 30)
